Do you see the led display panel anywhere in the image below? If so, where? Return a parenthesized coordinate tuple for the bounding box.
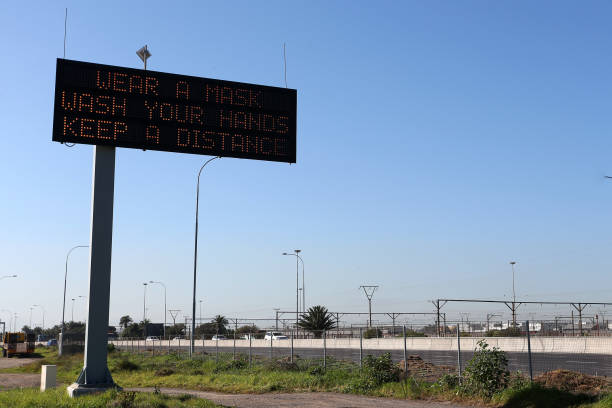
(52, 59, 297, 163)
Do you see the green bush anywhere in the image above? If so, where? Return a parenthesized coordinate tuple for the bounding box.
(107, 343, 116, 353)
(347, 353, 399, 393)
(486, 327, 522, 337)
(437, 373, 460, 389)
(363, 328, 382, 339)
(462, 339, 509, 397)
(117, 359, 140, 371)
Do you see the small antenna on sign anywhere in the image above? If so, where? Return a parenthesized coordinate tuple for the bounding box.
(63, 8, 75, 148)
(283, 43, 287, 88)
(63, 8, 67, 59)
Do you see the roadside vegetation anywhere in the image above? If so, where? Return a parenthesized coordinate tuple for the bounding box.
(2, 341, 611, 407)
(0, 387, 220, 408)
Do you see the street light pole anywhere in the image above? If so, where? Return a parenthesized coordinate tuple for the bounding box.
(191, 156, 221, 357)
(282, 251, 304, 331)
(32, 305, 45, 330)
(61, 245, 88, 356)
(149, 281, 167, 339)
(510, 261, 517, 327)
(143, 283, 148, 332)
(78, 296, 87, 323)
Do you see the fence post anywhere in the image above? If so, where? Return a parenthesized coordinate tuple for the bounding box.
(403, 325, 407, 365)
(216, 337, 219, 364)
(323, 330, 327, 370)
(526, 320, 533, 381)
(359, 327, 363, 369)
(178, 338, 180, 356)
(248, 333, 252, 368)
(456, 325, 462, 381)
(233, 331, 236, 360)
(269, 333, 273, 360)
(290, 330, 294, 363)
(168, 338, 170, 355)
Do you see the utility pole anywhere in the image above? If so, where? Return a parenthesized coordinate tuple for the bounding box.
(168, 310, 180, 327)
(486, 313, 501, 333)
(142, 283, 147, 337)
(359, 286, 379, 327)
(274, 308, 280, 331)
(510, 261, 517, 327)
(431, 299, 447, 337)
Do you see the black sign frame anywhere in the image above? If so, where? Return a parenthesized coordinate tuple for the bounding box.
(52, 59, 297, 163)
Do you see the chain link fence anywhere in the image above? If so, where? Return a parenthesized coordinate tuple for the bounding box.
(110, 321, 612, 381)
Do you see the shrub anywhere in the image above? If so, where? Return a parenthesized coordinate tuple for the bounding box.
(437, 373, 460, 389)
(107, 343, 116, 353)
(462, 339, 509, 397)
(363, 328, 382, 339)
(154, 367, 174, 376)
(117, 359, 139, 371)
(347, 353, 399, 393)
(213, 359, 247, 373)
(109, 391, 136, 408)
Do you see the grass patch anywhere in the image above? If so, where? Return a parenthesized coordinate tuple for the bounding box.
(4, 347, 611, 408)
(0, 388, 220, 408)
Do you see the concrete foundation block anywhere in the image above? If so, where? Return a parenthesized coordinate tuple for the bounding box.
(40, 365, 57, 391)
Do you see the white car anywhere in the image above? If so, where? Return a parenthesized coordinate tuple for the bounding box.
(145, 336, 159, 341)
(211, 334, 227, 340)
(241, 334, 255, 340)
(264, 331, 288, 340)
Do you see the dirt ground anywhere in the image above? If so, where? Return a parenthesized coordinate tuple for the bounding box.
(534, 369, 612, 395)
(129, 387, 467, 408)
(0, 357, 41, 390)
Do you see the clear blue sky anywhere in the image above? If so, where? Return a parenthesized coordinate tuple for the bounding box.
(1, 1, 612, 329)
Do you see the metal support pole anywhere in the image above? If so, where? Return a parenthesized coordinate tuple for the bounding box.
(290, 331, 294, 363)
(456, 325, 462, 381)
(270, 334, 273, 360)
(215, 337, 219, 363)
(526, 320, 533, 381)
(191, 157, 219, 358)
(68, 146, 117, 396)
(249, 333, 252, 368)
(359, 327, 363, 368)
(403, 325, 407, 364)
(323, 330, 326, 369)
(233, 331, 236, 360)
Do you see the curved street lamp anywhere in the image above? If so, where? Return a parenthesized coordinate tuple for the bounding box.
(60, 245, 88, 356)
(190, 156, 221, 357)
(32, 304, 45, 330)
(282, 250, 304, 330)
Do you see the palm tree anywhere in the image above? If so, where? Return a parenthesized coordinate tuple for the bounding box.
(119, 315, 133, 330)
(211, 315, 229, 334)
(298, 306, 336, 338)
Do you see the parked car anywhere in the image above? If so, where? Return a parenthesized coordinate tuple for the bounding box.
(145, 336, 159, 341)
(264, 332, 288, 340)
(172, 336, 183, 340)
(241, 334, 255, 340)
(46, 339, 57, 347)
(211, 334, 227, 340)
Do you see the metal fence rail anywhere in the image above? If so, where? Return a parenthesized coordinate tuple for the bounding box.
(109, 322, 612, 380)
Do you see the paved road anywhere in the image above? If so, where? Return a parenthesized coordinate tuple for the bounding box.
(129, 387, 470, 408)
(115, 343, 612, 377)
(0, 356, 41, 390)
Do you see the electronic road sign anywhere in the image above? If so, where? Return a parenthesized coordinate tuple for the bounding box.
(52, 59, 297, 163)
